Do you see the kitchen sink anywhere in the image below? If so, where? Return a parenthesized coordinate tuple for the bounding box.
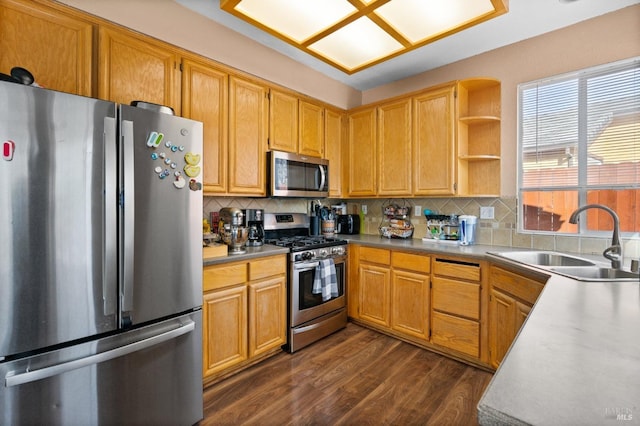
(548, 266, 640, 282)
(489, 251, 597, 267)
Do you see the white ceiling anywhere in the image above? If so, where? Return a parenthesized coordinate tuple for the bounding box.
(175, 0, 640, 91)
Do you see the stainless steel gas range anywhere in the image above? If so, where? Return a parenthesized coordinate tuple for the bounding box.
(264, 213, 347, 353)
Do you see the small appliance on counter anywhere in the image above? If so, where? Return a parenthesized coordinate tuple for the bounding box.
(218, 207, 248, 254)
(243, 208, 265, 246)
(422, 213, 477, 245)
(336, 214, 360, 235)
(458, 215, 478, 245)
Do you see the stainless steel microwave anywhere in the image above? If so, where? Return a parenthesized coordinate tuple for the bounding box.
(268, 150, 329, 198)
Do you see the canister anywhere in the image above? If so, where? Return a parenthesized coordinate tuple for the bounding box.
(458, 215, 477, 245)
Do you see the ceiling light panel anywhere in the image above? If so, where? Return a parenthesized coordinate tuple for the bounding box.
(221, 0, 508, 74)
(233, 0, 356, 43)
(308, 16, 404, 71)
(375, 0, 497, 43)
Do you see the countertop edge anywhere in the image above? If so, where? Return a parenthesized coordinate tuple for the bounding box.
(203, 244, 289, 266)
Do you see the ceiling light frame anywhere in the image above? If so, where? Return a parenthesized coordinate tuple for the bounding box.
(220, 0, 509, 75)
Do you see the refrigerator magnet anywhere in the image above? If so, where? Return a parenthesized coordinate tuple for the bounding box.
(173, 175, 186, 189)
(189, 179, 202, 191)
(2, 140, 15, 161)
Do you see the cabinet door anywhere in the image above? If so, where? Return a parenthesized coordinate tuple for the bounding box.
(431, 276, 480, 320)
(347, 108, 377, 197)
(391, 270, 429, 341)
(325, 108, 343, 197)
(378, 99, 412, 196)
(413, 85, 455, 195)
(431, 311, 480, 357)
(249, 275, 286, 357)
(99, 27, 180, 113)
(228, 75, 268, 195)
(269, 89, 298, 153)
(488, 289, 518, 369)
(203, 285, 248, 378)
(299, 100, 324, 157)
(182, 58, 228, 194)
(358, 263, 390, 327)
(0, 0, 94, 96)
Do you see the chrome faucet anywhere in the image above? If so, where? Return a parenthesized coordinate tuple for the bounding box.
(569, 204, 623, 269)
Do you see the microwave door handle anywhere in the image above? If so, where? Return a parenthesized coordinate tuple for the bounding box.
(318, 165, 326, 191)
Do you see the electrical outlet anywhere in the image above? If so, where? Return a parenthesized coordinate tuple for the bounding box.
(362, 205, 368, 214)
(414, 205, 422, 217)
(480, 206, 495, 219)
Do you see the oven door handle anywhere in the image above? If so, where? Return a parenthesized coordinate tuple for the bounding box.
(294, 262, 320, 270)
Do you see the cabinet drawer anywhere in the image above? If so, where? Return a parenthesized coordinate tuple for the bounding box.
(250, 255, 287, 281)
(432, 277, 480, 319)
(490, 265, 545, 305)
(204, 262, 248, 292)
(431, 311, 479, 358)
(392, 251, 430, 274)
(359, 247, 390, 265)
(433, 258, 480, 281)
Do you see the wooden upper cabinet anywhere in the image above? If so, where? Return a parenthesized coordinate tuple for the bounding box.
(347, 107, 377, 197)
(181, 57, 229, 194)
(268, 89, 298, 153)
(99, 26, 181, 114)
(0, 0, 94, 96)
(378, 98, 412, 196)
(325, 108, 343, 197)
(228, 75, 268, 196)
(413, 85, 456, 196)
(268, 90, 324, 158)
(298, 100, 324, 157)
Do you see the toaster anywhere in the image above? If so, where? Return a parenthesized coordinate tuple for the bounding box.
(336, 214, 360, 235)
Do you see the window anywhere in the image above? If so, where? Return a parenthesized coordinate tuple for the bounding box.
(518, 58, 640, 235)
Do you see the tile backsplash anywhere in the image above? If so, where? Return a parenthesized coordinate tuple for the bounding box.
(204, 196, 640, 262)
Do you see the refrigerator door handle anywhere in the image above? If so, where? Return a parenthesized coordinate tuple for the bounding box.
(122, 119, 135, 314)
(103, 116, 117, 316)
(4, 320, 195, 387)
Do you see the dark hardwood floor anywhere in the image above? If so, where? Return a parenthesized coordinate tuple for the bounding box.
(201, 323, 493, 426)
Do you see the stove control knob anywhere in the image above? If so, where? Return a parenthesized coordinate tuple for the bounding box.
(301, 251, 314, 261)
(319, 249, 328, 258)
(332, 246, 345, 255)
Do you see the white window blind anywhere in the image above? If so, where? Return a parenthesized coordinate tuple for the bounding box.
(518, 58, 640, 234)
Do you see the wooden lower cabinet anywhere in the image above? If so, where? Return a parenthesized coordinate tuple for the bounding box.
(390, 251, 430, 341)
(358, 263, 391, 327)
(488, 265, 546, 369)
(249, 276, 287, 358)
(203, 285, 248, 377)
(202, 254, 286, 385)
(431, 257, 482, 358)
(352, 246, 431, 344)
(391, 269, 430, 341)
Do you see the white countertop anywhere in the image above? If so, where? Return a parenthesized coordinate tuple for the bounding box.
(476, 258, 640, 425)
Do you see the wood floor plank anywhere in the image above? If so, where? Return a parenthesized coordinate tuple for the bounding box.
(201, 323, 492, 426)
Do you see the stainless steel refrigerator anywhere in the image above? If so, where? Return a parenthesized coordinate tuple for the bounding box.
(0, 81, 204, 425)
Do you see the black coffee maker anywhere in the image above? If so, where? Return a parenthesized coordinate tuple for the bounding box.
(242, 209, 264, 247)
